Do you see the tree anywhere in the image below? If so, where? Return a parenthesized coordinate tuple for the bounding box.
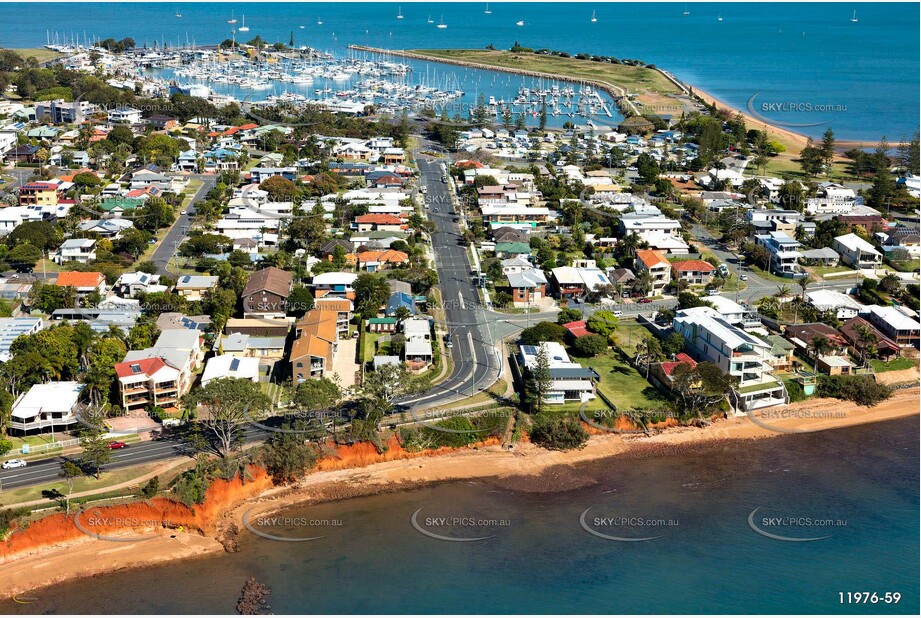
(259, 176, 298, 201)
(867, 136, 895, 208)
(671, 361, 734, 417)
(7, 220, 62, 250)
(586, 310, 619, 337)
(8, 243, 42, 272)
(853, 323, 878, 368)
(78, 433, 112, 479)
(572, 334, 607, 357)
(59, 460, 83, 514)
(556, 308, 583, 325)
(286, 285, 314, 316)
(809, 336, 833, 373)
(137, 134, 180, 167)
(140, 475, 160, 498)
(799, 138, 824, 178)
(519, 321, 568, 345)
(292, 377, 341, 413)
(261, 421, 319, 484)
(819, 128, 836, 176)
(187, 378, 272, 457)
(353, 273, 391, 319)
(526, 344, 553, 414)
(798, 274, 814, 299)
(360, 362, 422, 422)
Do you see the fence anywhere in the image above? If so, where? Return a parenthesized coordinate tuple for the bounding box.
(21, 438, 81, 455)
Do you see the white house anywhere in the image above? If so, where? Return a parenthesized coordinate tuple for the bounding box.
(832, 233, 882, 269)
(517, 341, 598, 404)
(806, 289, 865, 319)
(10, 381, 84, 434)
(107, 106, 143, 126)
(54, 238, 97, 264)
(201, 354, 260, 386)
(805, 183, 857, 215)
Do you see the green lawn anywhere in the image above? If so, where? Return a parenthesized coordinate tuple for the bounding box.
(608, 321, 653, 357)
(810, 265, 858, 278)
(747, 263, 799, 284)
(870, 358, 919, 373)
(573, 351, 666, 411)
(11, 48, 63, 63)
(0, 462, 162, 508)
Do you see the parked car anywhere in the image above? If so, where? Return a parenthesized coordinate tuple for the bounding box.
(2, 459, 26, 469)
(708, 289, 722, 296)
(612, 310, 624, 318)
(107, 441, 128, 450)
(444, 333, 453, 348)
(638, 298, 652, 304)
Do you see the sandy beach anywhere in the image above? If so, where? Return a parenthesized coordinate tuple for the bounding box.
(1, 387, 917, 601)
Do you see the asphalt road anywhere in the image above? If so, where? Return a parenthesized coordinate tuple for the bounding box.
(396, 154, 501, 411)
(0, 427, 268, 492)
(151, 174, 218, 275)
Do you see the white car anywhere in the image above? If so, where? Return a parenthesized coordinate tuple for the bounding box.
(2, 459, 26, 469)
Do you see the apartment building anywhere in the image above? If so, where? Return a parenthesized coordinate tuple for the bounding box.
(672, 307, 787, 411)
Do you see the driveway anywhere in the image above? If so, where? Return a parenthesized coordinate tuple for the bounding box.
(331, 337, 359, 389)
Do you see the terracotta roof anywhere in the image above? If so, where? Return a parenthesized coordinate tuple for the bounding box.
(56, 271, 105, 288)
(636, 249, 670, 269)
(672, 259, 716, 273)
(357, 249, 409, 264)
(242, 267, 293, 298)
(562, 320, 591, 338)
(660, 353, 698, 377)
(355, 214, 404, 225)
(115, 356, 173, 379)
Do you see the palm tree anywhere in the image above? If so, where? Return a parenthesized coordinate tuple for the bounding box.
(775, 284, 791, 299)
(854, 323, 878, 368)
(810, 336, 833, 374)
(798, 274, 814, 300)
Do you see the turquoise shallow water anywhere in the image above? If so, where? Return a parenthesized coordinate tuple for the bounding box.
(2, 415, 917, 614)
(0, 2, 917, 140)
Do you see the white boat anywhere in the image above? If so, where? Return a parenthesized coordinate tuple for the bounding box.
(317, 18, 323, 25)
(227, 10, 237, 24)
(683, 5, 689, 16)
(516, 20, 524, 26)
(437, 16, 447, 29)
(396, 6, 403, 19)
(299, 25, 305, 29)
(850, 10, 858, 22)
(238, 15, 249, 31)
(484, 2, 492, 14)
(427, 15, 434, 24)
(175, 6, 182, 18)
(717, 14, 723, 21)
(591, 10, 597, 23)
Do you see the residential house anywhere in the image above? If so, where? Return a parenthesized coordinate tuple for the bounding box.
(241, 267, 293, 319)
(760, 335, 796, 372)
(354, 214, 406, 232)
(53, 238, 96, 264)
(384, 291, 417, 317)
(805, 289, 865, 320)
(34, 99, 96, 123)
(114, 272, 167, 298)
(785, 322, 854, 375)
(0, 317, 44, 362)
(673, 307, 787, 410)
(78, 218, 134, 238)
(18, 182, 60, 206)
(115, 357, 184, 413)
(506, 269, 547, 308)
(839, 316, 900, 361)
(705, 296, 762, 328)
(800, 247, 840, 266)
(201, 355, 260, 386)
(368, 317, 398, 333)
(832, 233, 882, 269)
(860, 305, 921, 350)
(306, 269, 359, 301)
(634, 250, 672, 295)
(402, 317, 433, 367)
(55, 271, 106, 297)
(671, 259, 716, 286)
(156, 313, 212, 332)
(107, 106, 143, 126)
(649, 352, 698, 391)
(357, 249, 409, 272)
(290, 307, 340, 382)
(494, 242, 532, 259)
(755, 231, 803, 276)
(517, 341, 599, 404)
(9, 381, 84, 434)
(218, 332, 286, 359)
(224, 317, 291, 338)
(805, 183, 857, 215)
(175, 275, 219, 301)
(550, 266, 613, 300)
(313, 298, 353, 337)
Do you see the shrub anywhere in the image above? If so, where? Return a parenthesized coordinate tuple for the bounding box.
(140, 475, 160, 498)
(817, 375, 893, 407)
(572, 334, 608, 357)
(784, 379, 806, 403)
(529, 415, 589, 451)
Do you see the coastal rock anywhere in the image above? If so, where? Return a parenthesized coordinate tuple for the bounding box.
(236, 577, 271, 615)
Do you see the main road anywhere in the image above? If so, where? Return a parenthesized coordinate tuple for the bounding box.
(397, 154, 502, 412)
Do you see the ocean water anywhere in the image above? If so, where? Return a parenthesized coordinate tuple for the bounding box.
(3, 416, 917, 614)
(0, 2, 917, 140)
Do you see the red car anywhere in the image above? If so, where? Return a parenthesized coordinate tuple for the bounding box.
(638, 298, 652, 304)
(108, 441, 128, 450)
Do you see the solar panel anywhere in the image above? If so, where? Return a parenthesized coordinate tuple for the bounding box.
(230, 358, 241, 372)
(181, 276, 191, 283)
(130, 364, 142, 374)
